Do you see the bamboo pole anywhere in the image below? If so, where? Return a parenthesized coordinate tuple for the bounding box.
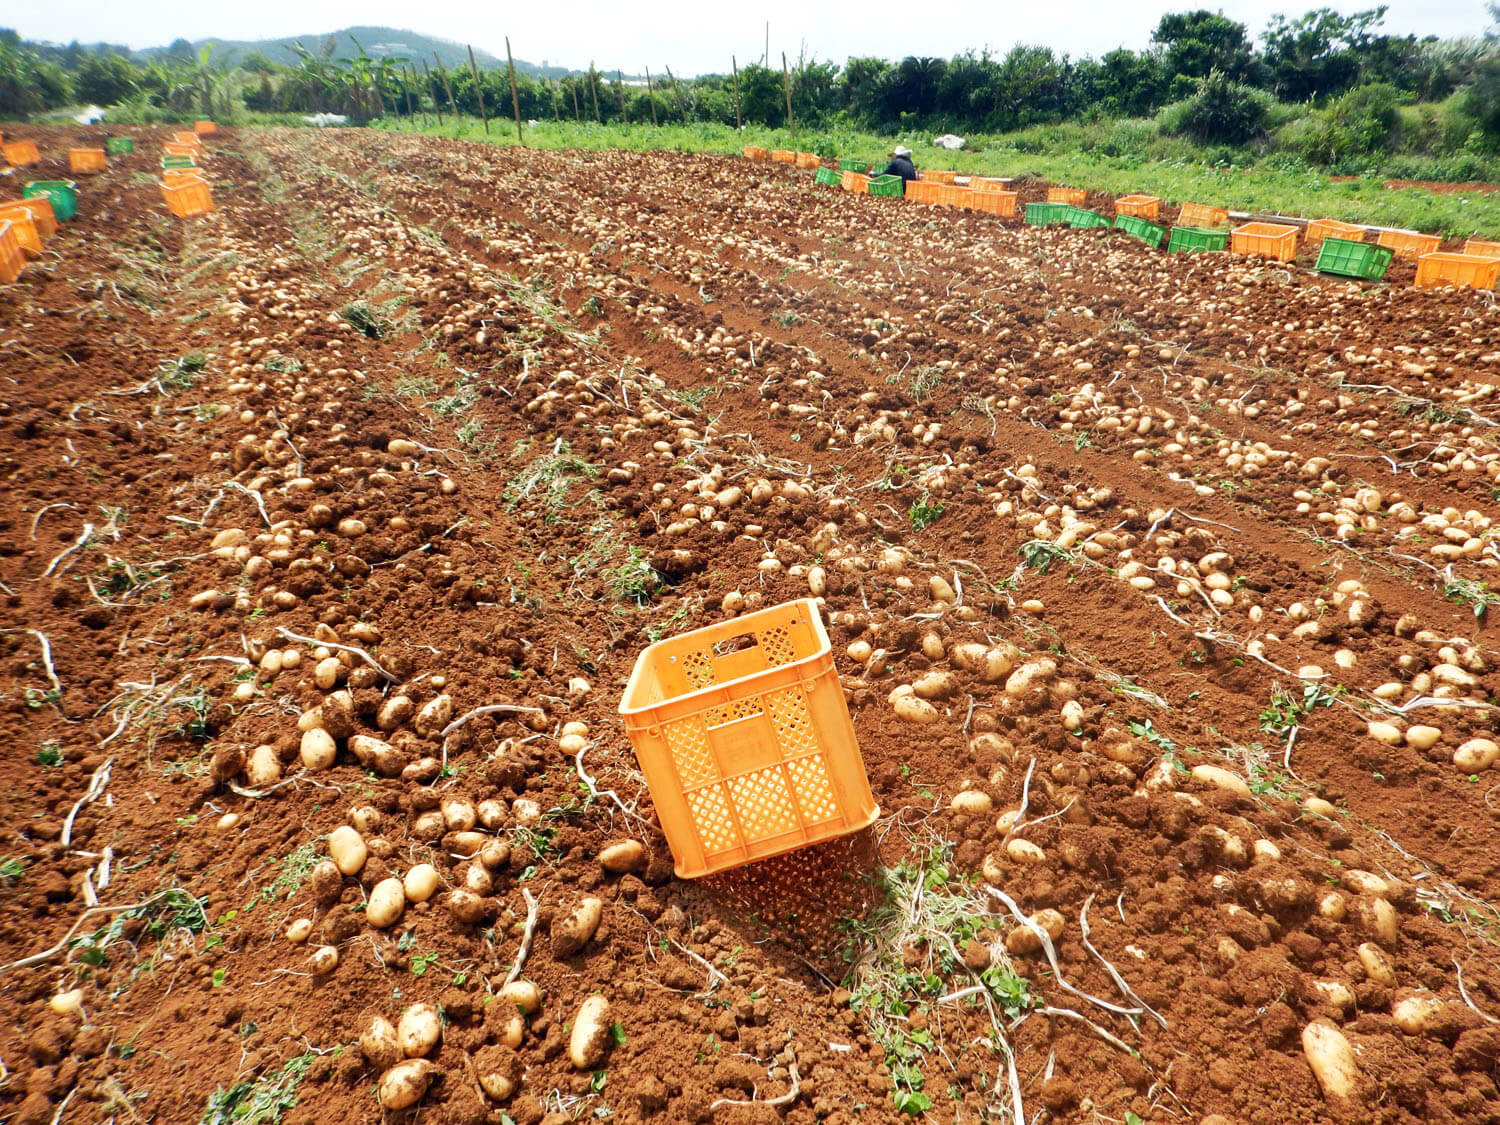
(506, 38, 524, 143)
(616, 70, 627, 122)
(551, 78, 560, 122)
(665, 65, 688, 122)
(422, 60, 442, 124)
(782, 52, 794, 135)
(589, 66, 601, 122)
(467, 44, 489, 133)
(731, 55, 742, 130)
(434, 54, 459, 121)
(571, 81, 580, 120)
(644, 67, 657, 126)
(401, 65, 416, 118)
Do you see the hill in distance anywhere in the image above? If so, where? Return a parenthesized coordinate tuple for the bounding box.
(137, 26, 574, 78)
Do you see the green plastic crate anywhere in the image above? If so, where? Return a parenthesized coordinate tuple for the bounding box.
(868, 175, 904, 198)
(1064, 206, 1110, 229)
(1114, 213, 1165, 248)
(838, 159, 869, 173)
(1025, 202, 1070, 226)
(1167, 225, 1228, 253)
(814, 166, 842, 187)
(162, 156, 197, 170)
(1315, 237, 1392, 281)
(105, 137, 134, 155)
(24, 180, 77, 221)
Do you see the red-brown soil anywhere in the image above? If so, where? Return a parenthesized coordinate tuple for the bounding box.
(1, 125, 1499, 1125)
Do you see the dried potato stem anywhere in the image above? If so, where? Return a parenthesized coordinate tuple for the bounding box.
(61, 758, 112, 846)
(1079, 894, 1167, 1029)
(39, 524, 95, 578)
(709, 1062, 801, 1110)
(274, 627, 396, 683)
(505, 889, 540, 986)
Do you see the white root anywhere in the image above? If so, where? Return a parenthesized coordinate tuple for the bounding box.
(1040, 1006, 1138, 1054)
(710, 1062, 801, 1110)
(1454, 959, 1500, 1025)
(1, 892, 183, 972)
(39, 524, 95, 578)
(576, 745, 650, 829)
(223, 481, 270, 527)
(274, 628, 396, 683)
(1079, 894, 1167, 1029)
(985, 886, 1142, 1020)
(61, 759, 112, 847)
(505, 889, 540, 986)
(439, 703, 544, 738)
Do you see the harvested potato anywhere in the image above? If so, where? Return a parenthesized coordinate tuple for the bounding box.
(379, 1059, 438, 1110)
(499, 980, 542, 1015)
(397, 1003, 442, 1057)
(327, 826, 368, 876)
(1301, 1019, 1360, 1102)
(307, 945, 339, 974)
(475, 1045, 520, 1102)
(367, 877, 406, 928)
(599, 840, 647, 874)
(552, 896, 604, 958)
(403, 863, 440, 903)
(300, 728, 337, 771)
(361, 1016, 401, 1070)
(1392, 991, 1443, 1034)
(949, 789, 993, 815)
(568, 995, 613, 1069)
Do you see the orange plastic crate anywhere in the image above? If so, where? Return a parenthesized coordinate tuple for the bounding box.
(1115, 194, 1160, 220)
(4, 140, 40, 167)
(973, 178, 1011, 193)
(1305, 218, 1365, 246)
(69, 148, 106, 174)
(160, 175, 215, 218)
(194, 120, 217, 135)
(1378, 229, 1442, 258)
(172, 131, 202, 147)
(742, 145, 768, 160)
(1465, 238, 1500, 260)
(923, 170, 957, 185)
(969, 190, 1018, 218)
(840, 170, 870, 194)
(0, 221, 22, 283)
(1230, 222, 1299, 262)
(905, 180, 942, 205)
(1414, 252, 1500, 291)
(0, 203, 42, 256)
(3, 196, 56, 239)
(1047, 186, 1087, 206)
(770, 149, 796, 164)
(794, 152, 821, 170)
(1178, 202, 1228, 227)
(161, 169, 202, 187)
(620, 598, 879, 878)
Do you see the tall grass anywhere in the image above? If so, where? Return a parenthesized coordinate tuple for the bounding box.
(372, 116, 1500, 239)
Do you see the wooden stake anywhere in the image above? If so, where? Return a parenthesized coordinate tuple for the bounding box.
(571, 80, 580, 120)
(782, 51, 794, 134)
(616, 69, 627, 122)
(434, 54, 459, 121)
(551, 79, 560, 122)
(665, 64, 688, 123)
(422, 60, 443, 124)
(731, 55, 742, 130)
(589, 65, 601, 122)
(467, 44, 489, 133)
(401, 65, 416, 118)
(645, 67, 657, 126)
(506, 37, 524, 143)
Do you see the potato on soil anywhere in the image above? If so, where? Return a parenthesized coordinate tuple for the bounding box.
(1301, 1018, 1360, 1102)
(309, 859, 344, 906)
(299, 727, 337, 770)
(499, 980, 542, 1015)
(307, 945, 339, 974)
(568, 994, 613, 1069)
(367, 877, 406, 928)
(361, 1015, 401, 1070)
(403, 863, 440, 903)
(379, 1059, 439, 1110)
(475, 1045, 521, 1102)
(327, 825, 367, 876)
(551, 896, 604, 957)
(599, 839, 647, 874)
(397, 1003, 442, 1057)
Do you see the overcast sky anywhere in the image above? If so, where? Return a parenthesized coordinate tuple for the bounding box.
(12, 0, 1493, 74)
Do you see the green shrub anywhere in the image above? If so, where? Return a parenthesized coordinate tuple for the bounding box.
(1162, 71, 1272, 145)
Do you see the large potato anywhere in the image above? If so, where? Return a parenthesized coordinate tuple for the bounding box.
(367, 877, 406, 928)
(1301, 1019, 1359, 1102)
(397, 1003, 442, 1057)
(551, 897, 603, 958)
(360, 1016, 400, 1070)
(379, 1059, 437, 1109)
(327, 826, 367, 876)
(568, 995, 613, 1069)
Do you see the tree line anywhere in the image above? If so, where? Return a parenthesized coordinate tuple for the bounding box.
(3, 7, 1499, 155)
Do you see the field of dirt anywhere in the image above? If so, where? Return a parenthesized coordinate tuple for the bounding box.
(2, 124, 1500, 1125)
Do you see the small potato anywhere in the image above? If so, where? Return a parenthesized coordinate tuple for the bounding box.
(1191, 764, 1251, 798)
(1341, 870, 1388, 896)
(464, 864, 493, 896)
(1392, 990, 1443, 1034)
(477, 799, 507, 830)
(1453, 738, 1500, 772)
(1404, 725, 1442, 751)
(367, 877, 406, 928)
(913, 671, 958, 700)
(480, 840, 511, 870)
(441, 798, 476, 832)
(568, 995, 613, 1069)
(300, 728, 337, 771)
(1005, 838, 1045, 865)
(949, 790, 993, 815)
(379, 1059, 438, 1110)
(1318, 892, 1348, 923)
(891, 690, 940, 724)
(309, 860, 344, 906)
(1364, 897, 1399, 948)
(552, 896, 604, 958)
(327, 826, 368, 876)
(1366, 721, 1403, 746)
(475, 1045, 520, 1103)
(447, 889, 486, 925)
(49, 989, 84, 1018)
(499, 980, 542, 1015)
(245, 744, 281, 788)
(1302, 1019, 1360, 1102)
(500, 1015, 525, 1049)
(599, 840, 647, 874)
(314, 656, 343, 691)
(404, 864, 440, 903)
(1004, 908, 1065, 954)
(1311, 980, 1355, 1013)
(512, 798, 542, 825)
(285, 918, 313, 944)
(349, 805, 382, 834)
(307, 945, 339, 974)
(413, 694, 454, 738)
(397, 1003, 442, 1058)
(361, 1016, 401, 1070)
(1357, 942, 1396, 986)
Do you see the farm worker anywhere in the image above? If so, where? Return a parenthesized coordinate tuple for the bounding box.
(877, 146, 918, 184)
